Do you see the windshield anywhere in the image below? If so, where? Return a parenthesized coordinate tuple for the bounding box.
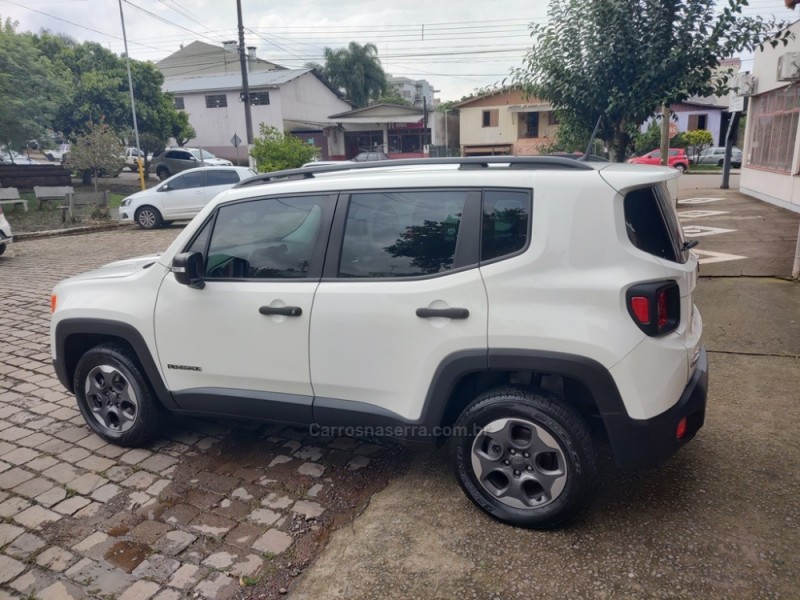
(190, 149, 217, 160)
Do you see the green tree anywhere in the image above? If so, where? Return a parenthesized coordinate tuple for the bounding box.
(377, 91, 412, 106)
(684, 129, 714, 162)
(0, 19, 66, 152)
(32, 33, 177, 144)
(171, 111, 196, 147)
(309, 42, 387, 107)
(66, 120, 124, 191)
(250, 125, 317, 173)
(512, 0, 791, 161)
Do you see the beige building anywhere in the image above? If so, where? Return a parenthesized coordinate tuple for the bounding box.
(456, 89, 559, 156)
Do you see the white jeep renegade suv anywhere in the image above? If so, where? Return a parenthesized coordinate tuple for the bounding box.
(50, 157, 707, 528)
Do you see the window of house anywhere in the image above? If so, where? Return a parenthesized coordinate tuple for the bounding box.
(205, 94, 228, 108)
(482, 109, 499, 127)
(250, 92, 270, 106)
(339, 191, 467, 278)
(687, 114, 708, 130)
(548, 111, 559, 126)
(173, 97, 185, 110)
(748, 85, 800, 173)
(481, 190, 531, 262)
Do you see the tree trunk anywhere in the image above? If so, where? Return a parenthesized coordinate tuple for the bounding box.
(608, 120, 630, 162)
(660, 105, 670, 167)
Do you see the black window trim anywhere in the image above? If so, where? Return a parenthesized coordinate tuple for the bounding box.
(321, 187, 483, 282)
(182, 192, 339, 282)
(478, 187, 534, 267)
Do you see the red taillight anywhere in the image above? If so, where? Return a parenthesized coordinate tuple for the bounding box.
(630, 296, 650, 324)
(657, 289, 668, 329)
(676, 417, 687, 440)
(50, 294, 57, 314)
(626, 281, 680, 336)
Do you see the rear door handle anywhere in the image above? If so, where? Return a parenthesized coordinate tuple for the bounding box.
(259, 306, 302, 317)
(416, 307, 469, 319)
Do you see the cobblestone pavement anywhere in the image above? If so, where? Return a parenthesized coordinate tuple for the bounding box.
(0, 229, 403, 600)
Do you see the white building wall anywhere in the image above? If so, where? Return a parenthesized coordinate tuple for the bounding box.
(178, 88, 284, 159)
(280, 76, 353, 122)
(740, 21, 800, 213)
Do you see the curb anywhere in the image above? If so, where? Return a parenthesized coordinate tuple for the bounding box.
(15, 222, 133, 241)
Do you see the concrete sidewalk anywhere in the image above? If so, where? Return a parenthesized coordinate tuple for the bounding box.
(676, 176, 800, 277)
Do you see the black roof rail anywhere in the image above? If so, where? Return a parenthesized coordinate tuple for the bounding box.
(234, 156, 594, 188)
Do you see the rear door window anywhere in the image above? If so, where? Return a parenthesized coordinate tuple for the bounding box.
(338, 191, 467, 278)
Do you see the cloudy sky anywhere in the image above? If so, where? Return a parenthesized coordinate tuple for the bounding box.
(0, 0, 796, 101)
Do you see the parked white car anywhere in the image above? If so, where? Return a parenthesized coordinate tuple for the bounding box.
(122, 147, 149, 172)
(119, 166, 257, 229)
(0, 206, 12, 255)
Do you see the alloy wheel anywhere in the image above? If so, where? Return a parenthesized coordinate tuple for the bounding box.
(471, 417, 567, 510)
(84, 365, 139, 433)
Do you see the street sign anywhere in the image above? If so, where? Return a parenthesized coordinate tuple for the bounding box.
(668, 122, 679, 139)
(729, 94, 745, 113)
(231, 134, 242, 148)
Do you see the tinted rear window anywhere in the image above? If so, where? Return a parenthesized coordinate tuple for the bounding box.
(623, 185, 687, 263)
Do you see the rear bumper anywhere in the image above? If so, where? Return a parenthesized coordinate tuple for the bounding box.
(605, 347, 708, 469)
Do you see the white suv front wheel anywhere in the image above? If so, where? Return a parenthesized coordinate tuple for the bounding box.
(74, 343, 163, 447)
(453, 387, 597, 529)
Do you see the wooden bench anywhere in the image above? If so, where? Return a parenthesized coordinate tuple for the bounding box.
(61, 190, 109, 223)
(34, 185, 74, 210)
(0, 188, 27, 212)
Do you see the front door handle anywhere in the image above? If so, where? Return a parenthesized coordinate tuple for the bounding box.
(416, 307, 469, 319)
(259, 306, 302, 317)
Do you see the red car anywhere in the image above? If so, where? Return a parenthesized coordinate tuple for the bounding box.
(628, 148, 689, 172)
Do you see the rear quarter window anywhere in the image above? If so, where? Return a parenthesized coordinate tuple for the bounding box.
(623, 185, 687, 263)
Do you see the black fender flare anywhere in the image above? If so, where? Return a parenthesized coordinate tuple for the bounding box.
(53, 318, 177, 410)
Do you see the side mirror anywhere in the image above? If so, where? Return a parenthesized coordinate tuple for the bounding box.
(172, 252, 205, 289)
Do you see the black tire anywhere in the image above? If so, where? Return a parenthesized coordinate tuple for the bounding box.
(0, 243, 6, 256)
(73, 343, 164, 447)
(135, 206, 163, 230)
(675, 163, 687, 173)
(452, 387, 597, 529)
(717, 159, 724, 167)
(156, 166, 170, 181)
(732, 162, 741, 169)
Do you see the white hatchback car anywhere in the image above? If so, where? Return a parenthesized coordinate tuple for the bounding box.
(0, 206, 12, 255)
(120, 166, 257, 229)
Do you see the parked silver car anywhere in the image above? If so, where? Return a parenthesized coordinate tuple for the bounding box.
(694, 146, 742, 168)
(152, 148, 233, 181)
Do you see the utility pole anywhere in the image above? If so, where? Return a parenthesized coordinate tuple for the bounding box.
(236, 0, 254, 166)
(118, 0, 145, 190)
(444, 108, 449, 157)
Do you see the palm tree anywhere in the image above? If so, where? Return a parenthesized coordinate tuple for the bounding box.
(311, 42, 387, 108)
